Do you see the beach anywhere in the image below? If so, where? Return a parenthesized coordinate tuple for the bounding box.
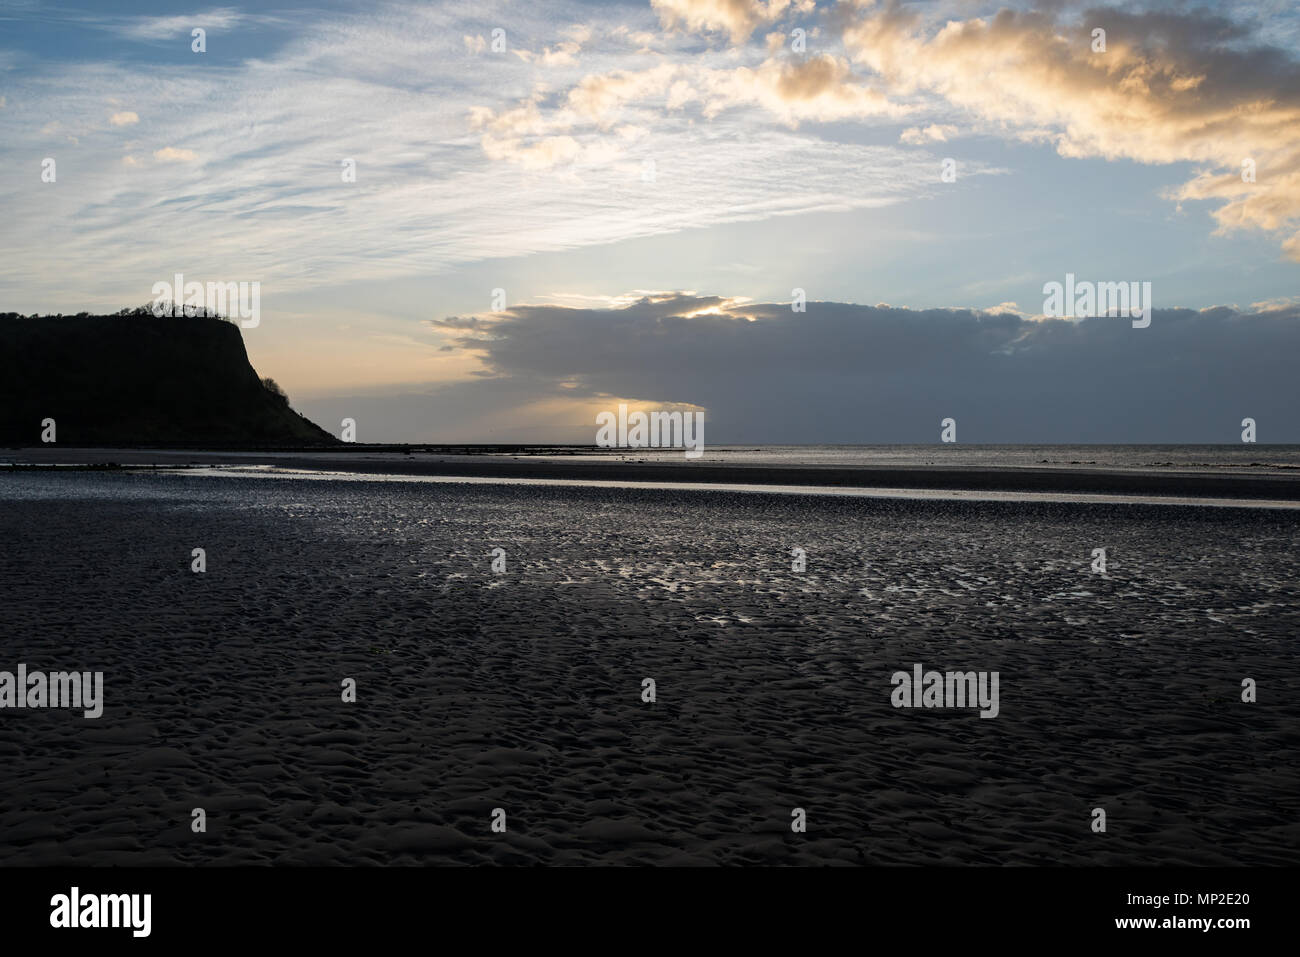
(10, 444, 1300, 500)
(1, 467, 1296, 865)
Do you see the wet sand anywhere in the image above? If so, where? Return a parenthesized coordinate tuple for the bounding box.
(1, 470, 1296, 865)
(8, 445, 1300, 500)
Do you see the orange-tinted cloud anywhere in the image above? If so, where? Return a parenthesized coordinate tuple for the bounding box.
(651, 0, 813, 46)
(842, 3, 1300, 258)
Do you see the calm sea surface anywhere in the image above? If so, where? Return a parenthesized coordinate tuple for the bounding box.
(528, 444, 1300, 470)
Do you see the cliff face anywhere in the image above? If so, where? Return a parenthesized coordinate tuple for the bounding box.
(0, 315, 337, 446)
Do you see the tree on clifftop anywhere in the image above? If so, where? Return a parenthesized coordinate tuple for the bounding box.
(261, 377, 289, 404)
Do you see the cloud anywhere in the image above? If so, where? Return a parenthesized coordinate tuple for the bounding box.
(109, 111, 139, 126)
(515, 24, 592, 67)
(983, 301, 1026, 318)
(625, 0, 1300, 259)
(471, 51, 908, 170)
(696, 53, 908, 124)
(565, 24, 594, 45)
(900, 123, 956, 144)
(3, 0, 1295, 316)
(567, 63, 682, 125)
(114, 7, 255, 41)
(840, 2, 1300, 260)
(153, 146, 196, 162)
(611, 24, 661, 52)
(397, 292, 1300, 443)
(0, 10, 973, 307)
(481, 134, 583, 169)
(1249, 294, 1300, 312)
(651, 0, 812, 46)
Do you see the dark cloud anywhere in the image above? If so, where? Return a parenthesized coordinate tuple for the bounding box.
(306, 295, 1300, 443)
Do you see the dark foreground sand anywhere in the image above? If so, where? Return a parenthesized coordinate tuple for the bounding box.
(0, 470, 1297, 865)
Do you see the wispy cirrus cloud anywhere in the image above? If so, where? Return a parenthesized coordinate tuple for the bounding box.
(111, 6, 267, 41)
(0, 0, 983, 308)
(152, 146, 196, 162)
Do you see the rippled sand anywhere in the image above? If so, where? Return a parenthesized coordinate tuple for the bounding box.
(1, 471, 1296, 865)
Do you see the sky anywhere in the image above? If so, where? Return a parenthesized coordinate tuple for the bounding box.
(2, 0, 1299, 443)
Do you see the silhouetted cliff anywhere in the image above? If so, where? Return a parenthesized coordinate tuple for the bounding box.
(0, 314, 336, 446)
